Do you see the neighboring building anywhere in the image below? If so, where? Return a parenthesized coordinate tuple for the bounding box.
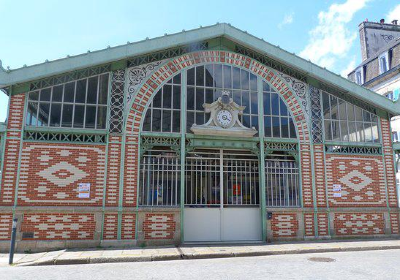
(0, 24, 400, 251)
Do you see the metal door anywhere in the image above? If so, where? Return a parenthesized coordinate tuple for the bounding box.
(184, 149, 262, 242)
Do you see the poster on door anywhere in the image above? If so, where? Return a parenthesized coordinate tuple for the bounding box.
(333, 184, 342, 197)
(78, 183, 91, 198)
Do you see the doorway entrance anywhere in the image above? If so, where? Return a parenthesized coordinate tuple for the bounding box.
(183, 149, 262, 242)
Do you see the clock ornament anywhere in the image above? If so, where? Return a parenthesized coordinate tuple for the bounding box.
(190, 91, 257, 137)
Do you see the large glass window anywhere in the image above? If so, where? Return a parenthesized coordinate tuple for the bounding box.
(142, 74, 181, 133)
(186, 65, 259, 131)
(26, 74, 109, 129)
(322, 91, 380, 143)
(263, 82, 296, 138)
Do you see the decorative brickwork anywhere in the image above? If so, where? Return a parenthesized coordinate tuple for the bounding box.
(326, 155, 386, 207)
(7, 94, 25, 130)
(271, 213, 298, 238)
(317, 213, 329, 236)
(21, 213, 95, 240)
(103, 213, 118, 240)
(106, 136, 122, 206)
(314, 144, 327, 207)
(143, 213, 175, 240)
(121, 213, 136, 239)
(304, 213, 315, 237)
(381, 119, 398, 207)
(18, 143, 106, 206)
(300, 144, 313, 208)
(390, 213, 400, 234)
(123, 136, 139, 207)
(334, 213, 385, 236)
(0, 213, 12, 240)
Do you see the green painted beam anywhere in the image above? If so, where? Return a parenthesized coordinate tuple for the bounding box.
(24, 126, 108, 135)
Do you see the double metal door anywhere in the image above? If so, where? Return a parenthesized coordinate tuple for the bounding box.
(183, 149, 262, 242)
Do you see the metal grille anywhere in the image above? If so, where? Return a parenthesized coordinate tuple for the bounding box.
(24, 131, 106, 143)
(185, 150, 260, 207)
(325, 145, 382, 154)
(310, 85, 323, 143)
(265, 156, 300, 207)
(139, 151, 180, 206)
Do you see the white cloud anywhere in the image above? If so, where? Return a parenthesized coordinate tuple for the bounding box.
(386, 4, 400, 23)
(340, 56, 357, 77)
(278, 12, 294, 29)
(300, 0, 371, 71)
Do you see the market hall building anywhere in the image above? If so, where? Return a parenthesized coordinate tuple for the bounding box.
(0, 23, 400, 250)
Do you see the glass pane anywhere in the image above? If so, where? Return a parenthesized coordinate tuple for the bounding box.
(340, 120, 348, 141)
(242, 91, 250, 114)
(196, 88, 204, 110)
(26, 102, 38, 126)
(363, 110, 371, 122)
(38, 103, 50, 126)
(187, 87, 195, 110)
(251, 116, 258, 130)
(214, 65, 222, 88)
(242, 115, 250, 128)
(196, 66, 204, 86)
(172, 111, 180, 132)
(62, 104, 73, 127)
(205, 65, 214, 87)
(338, 99, 347, 120)
(187, 112, 194, 129)
(85, 106, 96, 129)
(331, 120, 340, 141)
(40, 88, 51, 101)
(87, 76, 98, 104)
(75, 79, 87, 103)
(289, 118, 296, 138)
(372, 124, 379, 143)
(173, 73, 181, 84)
(356, 122, 364, 142)
(272, 117, 280, 138)
(263, 92, 271, 115)
(153, 89, 162, 108)
(271, 93, 279, 116)
(173, 86, 181, 109)
(330, 96, 338, 120)
(52, 85, 63, 102)
(241, 69, 249, 90)
(163, 85, 172, 109)
(354, 106, 363, 121)
(263, 82, 270, 92)
(29, 91, 39, 101)
(162, 110, 171, 132)
(324, 120, 332, 140)
(73, 105, 85, 128)
(96, 106, 107, 129)
(347, 104, 355, 121)
(322, 92, 330, 119)
(223, 65, 231, 89)
(98, 74, 109, 105)
(187, 68, 195, 86)
(143, 109, 151, 131)
(348, 122, 357, 141)
(49, 103, 61, 127)
(250, 92, 258, 114)
(281, 117, 289, 138)
(364, 122, 373, 142)
(279, 98, 288, 116)
(205, 88, 214, 104)
(64, 82, 75, 102)
(196, 112, 205, 125)
(250, 73, 257, 91)
(232, 67, 241, 89)
(152, 109, 161, 131)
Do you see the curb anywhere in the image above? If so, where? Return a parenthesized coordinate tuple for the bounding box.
(14, 244, 400, 266)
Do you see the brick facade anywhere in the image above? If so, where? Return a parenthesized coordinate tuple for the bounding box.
(143, 213, 176, 240)
(334, 213, 385, 236)
(271, 213, 299, 238)
(0, 213, 12, 240)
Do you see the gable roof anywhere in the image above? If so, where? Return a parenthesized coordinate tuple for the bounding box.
(1, 23, 399, 115)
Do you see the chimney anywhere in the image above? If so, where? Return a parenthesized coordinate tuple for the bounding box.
(380, 19, 385, 24)
(392, 20, 398, 25)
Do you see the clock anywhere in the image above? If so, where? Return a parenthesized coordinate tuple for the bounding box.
(216, 109, 233, 128)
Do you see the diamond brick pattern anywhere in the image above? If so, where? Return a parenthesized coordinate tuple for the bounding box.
(334, 213, 384, 236)
(143, 213, 175, 240)
(18, 143, 106, 206)
(326, 155, 386, 207)
(22, 213, 95, 240)
(0, 213, 12, 240)
(271, 213, 298, 238)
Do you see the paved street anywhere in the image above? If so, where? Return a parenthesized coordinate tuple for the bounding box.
(1, 249, 400, 280)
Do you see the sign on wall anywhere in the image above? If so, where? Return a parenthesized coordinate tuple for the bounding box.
(78, 183, 91, 198)
(333, 184, 342, 198)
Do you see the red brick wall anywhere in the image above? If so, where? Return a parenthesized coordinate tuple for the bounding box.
(390, 213, 400, 234)
(0, 213, 12, 240)
(334, 213, 385, 236)
(121, 213, 136, 239)
(304, 213, 315, 237)
(0, 94, 25, 205)
(143, 213, 175, 240)
(21, 213, 95, 240)
(271, 213, 298, 238)
(123, 136, 139, 207)
(317, 213, 329, 236)
(326, 155, 386, 207)
(314, 145, 327, 207)
(105, 136, 122, 207)
(300, 144, 313, 208)
(18, 143, 106, 206)
(103, 213, 118, 240)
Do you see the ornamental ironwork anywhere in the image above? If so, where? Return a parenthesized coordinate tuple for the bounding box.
(30, 64, 111, 91)
(279, 72, 309, 117)
(310, 85, 323, 143)
(109, 70, 126, 133)
(24, 131, 106, 143)
(325, 145, 381, 154)
(265, 142, 298, 152)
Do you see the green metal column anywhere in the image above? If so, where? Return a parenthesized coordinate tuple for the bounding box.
(179, 70, 187, 243)
(257, 78, 267, 241)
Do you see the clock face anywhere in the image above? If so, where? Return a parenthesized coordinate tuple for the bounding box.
(216, 109, 233, 128)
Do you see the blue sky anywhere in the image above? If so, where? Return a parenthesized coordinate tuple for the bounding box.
(0, 0, 399, 122)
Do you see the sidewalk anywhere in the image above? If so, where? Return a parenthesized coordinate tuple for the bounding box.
(2, 239, 400, 267)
